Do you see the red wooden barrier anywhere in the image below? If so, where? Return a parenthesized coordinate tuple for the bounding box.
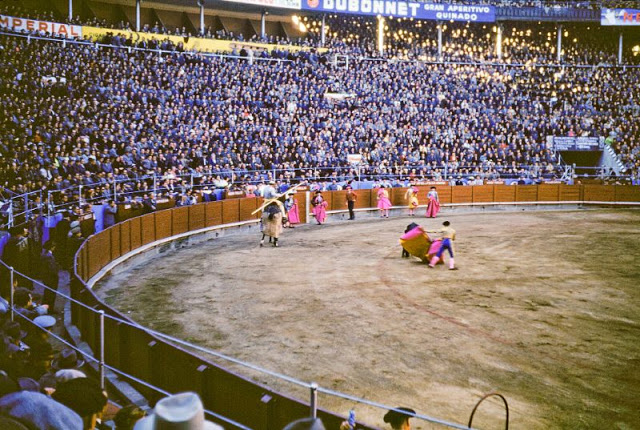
(103, 316, 122, 371)
(155, 210, 172, 240)
(222, 200, 239, 225)
(389, 188, 406, 206)
(368, 189, 377, 208)
(141, 215, 156, 246)
(559, 184, 581, 201)
(172, 207, 189, 235)
(110, 226, 121, 262)
(515, 185, 537, 202)
(354, 189, 371, 210)
(130, 217, 142, 250)
(537, 184, 560, 201)
(583, 184, 615, 201)
(472, 185, 494, 203)
(205, 201, 223, 227)
(451, 186, 472, 203)
(436, 185, 453, 204)
(615, 185, 640, 202)
(494, 185, 516, 202)
(331, 190, 347, 211)
(120, 220, 132, 257)
(238, 198, 258, 222)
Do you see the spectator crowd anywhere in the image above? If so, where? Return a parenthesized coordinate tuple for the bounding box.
(0, 3, 638, 224)
(0, 31, 638, 216)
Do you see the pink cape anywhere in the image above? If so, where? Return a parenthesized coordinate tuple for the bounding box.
(377, 189, 392, 210)
(287, 200, 300, 224)
(312, 201, 328, 223)
(400, 226, 425, 241)
(427, 239, 445, 265)
(399, 227, 445, 264)
(428, 239, 443, 256)
(426, 196, 440, 218)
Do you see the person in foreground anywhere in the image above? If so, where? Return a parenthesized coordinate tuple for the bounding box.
(383, 406, 416, 430)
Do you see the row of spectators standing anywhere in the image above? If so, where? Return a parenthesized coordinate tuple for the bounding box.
(1, 212, 84, 295)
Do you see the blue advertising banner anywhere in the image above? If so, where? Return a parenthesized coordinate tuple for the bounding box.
(601, 8, 640, 26)
(301, 0, 495, 22)
(548, 136, 604, 151)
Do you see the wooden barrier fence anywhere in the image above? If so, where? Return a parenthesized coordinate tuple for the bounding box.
(72, 184, 640, 428)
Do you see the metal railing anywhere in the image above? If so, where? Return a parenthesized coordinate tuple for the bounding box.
(0, 30, 295, 63)
(2, 161, 574, 229)
(3, 28, 640, 70)
(2, 264, 252, 429)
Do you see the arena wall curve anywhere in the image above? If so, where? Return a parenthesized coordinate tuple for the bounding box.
(71, 184, 640, 429)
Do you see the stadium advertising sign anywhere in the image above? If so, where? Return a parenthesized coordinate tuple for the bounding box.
(347, 154, 363, 165)
(549, 136, 604, 151)
(601, 8, 640, 26)
(302, 0, 495, 22)
(0, 15, 82, 38)
(221, 0, 301, 10)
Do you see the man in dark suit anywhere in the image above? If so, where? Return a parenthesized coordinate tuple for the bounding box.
(142, 193, 157, 214)
(53, 212, 71, 266)
(40, 241, 60, 310)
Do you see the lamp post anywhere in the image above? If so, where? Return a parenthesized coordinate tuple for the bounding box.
(199, 0, 205, 36)
(136, 0, 141, 32)
(437, 21, 443, 62)
(377, 16, 385, 55)
(618, 32, 623, 65)
(496, 24, 503, 60)
(556, 24, 562, 63)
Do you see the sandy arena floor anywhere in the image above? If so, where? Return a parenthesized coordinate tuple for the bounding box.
(95, 208, 640, 430)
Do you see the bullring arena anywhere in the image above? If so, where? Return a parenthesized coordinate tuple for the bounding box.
(3, 1, 640, 429)
(91, 195, 640, 430)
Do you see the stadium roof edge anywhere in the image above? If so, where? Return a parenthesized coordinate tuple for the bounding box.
(58, 0, 603, 23)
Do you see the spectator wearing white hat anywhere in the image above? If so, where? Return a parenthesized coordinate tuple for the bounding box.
(134, 392, 222, 430)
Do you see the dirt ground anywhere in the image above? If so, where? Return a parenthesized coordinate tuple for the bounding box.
(95, 208, 640, 430)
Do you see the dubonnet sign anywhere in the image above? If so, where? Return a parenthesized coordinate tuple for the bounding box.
(302, 0, 495, 22)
